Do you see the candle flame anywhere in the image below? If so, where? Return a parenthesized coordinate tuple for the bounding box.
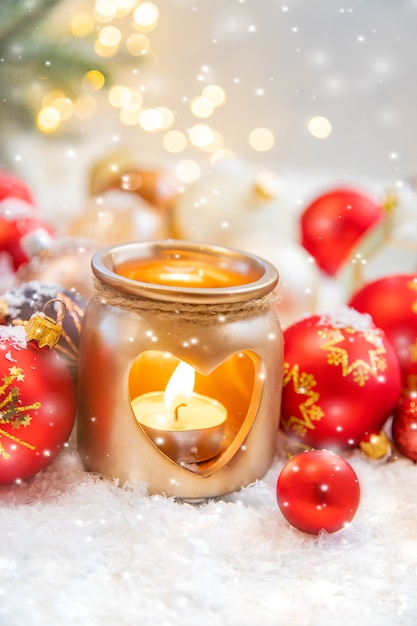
(164, 361, 195, 410)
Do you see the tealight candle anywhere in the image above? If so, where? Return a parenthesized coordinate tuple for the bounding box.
(132, 392, 227, 464)
(132, 360, 227, 464)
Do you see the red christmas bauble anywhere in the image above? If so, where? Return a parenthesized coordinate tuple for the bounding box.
(1, 281, 86, 377)
(0, 206, 55, 271)
(280, 310, 402, 450)
(349, 274, 417, 394)
(391, 395, 417, 461)
(0, 170, 34, 205)
(0, 325, 76, 483)
(300, 188, 383, 276)
(276, 449, 361, 534)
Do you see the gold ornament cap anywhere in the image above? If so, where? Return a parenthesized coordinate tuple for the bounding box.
(25, 299, 65, 349)
(359, 430, 392, 460)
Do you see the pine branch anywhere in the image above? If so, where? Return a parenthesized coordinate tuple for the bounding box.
(0, 0, 62, 45)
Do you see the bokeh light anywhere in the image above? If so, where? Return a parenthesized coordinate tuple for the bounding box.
(163, 130, 187, 153)
(189, 124, 215, 148)
(37, 107, 61, 132)
(70, 12, 95, 37)
(248, 127, 275, 151)
(202, 84, 226, 106)
(308, 115, 332, 138)
(190, 97, 214, 118)
(175, 159, 201, 183)
(126, 33, 150, 56)
(133, 2, 160, 31)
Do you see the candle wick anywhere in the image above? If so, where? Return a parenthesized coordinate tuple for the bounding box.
(174, 403, 187, 422)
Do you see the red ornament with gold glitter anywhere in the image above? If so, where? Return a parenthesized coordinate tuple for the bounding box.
(391, 394, 417, 462)
(0, 305, 76, 484)
(1, 281, 86, 378)
(280, 308, 401, 455)
(300, 187, 384, 276)
(349, 274, 417, 394)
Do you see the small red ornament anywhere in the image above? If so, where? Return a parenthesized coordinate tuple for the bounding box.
(349, 274, 417, 394)
(280, 309, 402, 451)
(391, 395, 417, 461)
(0, 169, 34, 205)
(0, 306, 76, 484)
(276, 449, 361, 534)
(0, 206, 55, 271)
(300, 188, 383, 276)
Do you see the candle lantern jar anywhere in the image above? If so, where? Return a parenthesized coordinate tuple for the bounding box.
(77, 240, 283, 499)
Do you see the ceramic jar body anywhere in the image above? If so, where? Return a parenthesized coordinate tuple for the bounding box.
(77, 241, 283, 499)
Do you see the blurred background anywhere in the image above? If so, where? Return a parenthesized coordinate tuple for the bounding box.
(1, 0, 416, 223)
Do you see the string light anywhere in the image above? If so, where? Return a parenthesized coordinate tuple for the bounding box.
(35, 0, 237, 168)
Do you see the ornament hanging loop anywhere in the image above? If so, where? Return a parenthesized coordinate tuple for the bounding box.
(42, 298, 67, 325)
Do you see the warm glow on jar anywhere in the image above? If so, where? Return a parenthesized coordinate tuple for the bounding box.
(116, 257, 260, 288)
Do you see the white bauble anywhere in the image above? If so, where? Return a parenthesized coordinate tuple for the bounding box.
(173, 160, 296, 245)
(68, 190, 167, 245)
(228, 232, 320, 329)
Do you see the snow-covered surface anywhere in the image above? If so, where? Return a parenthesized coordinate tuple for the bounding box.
(0, 437, 416, 626)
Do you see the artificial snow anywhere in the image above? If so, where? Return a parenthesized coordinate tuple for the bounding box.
(0, 324, 27, 349)
(318, 305, 377, 333)
(0, 434, 416, 626)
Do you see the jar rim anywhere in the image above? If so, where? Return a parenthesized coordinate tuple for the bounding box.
(91, 240, 279, 304)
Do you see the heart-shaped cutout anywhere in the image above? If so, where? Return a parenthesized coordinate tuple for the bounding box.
(128, 350, 263, 476)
